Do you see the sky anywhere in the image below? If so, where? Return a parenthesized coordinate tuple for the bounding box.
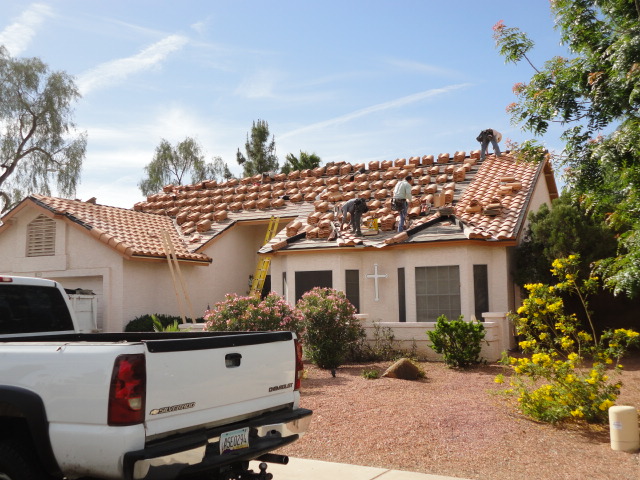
(0, 1, 571, 208)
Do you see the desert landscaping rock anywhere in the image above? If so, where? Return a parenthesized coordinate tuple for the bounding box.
(382, 358, 423, 380)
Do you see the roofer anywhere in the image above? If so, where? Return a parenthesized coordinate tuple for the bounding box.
(392, 175, 413, 232)
(476, 128, 502, 160)
(341, 197, 369, 236)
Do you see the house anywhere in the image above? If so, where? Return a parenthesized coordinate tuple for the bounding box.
(0, 150, 557, 357)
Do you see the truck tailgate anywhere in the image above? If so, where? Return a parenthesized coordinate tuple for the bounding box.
(142, 331, 297, 438)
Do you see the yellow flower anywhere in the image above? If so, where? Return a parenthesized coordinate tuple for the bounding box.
(494, 375, 504, 384)
(570, 409, 584, 418)
(599, 399, 614, 411)
(578, 331, 592, 341)
(565, 374, 576, 383)
(560, 336, 574, 349)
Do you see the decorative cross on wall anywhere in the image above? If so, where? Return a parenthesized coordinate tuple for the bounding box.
(366, 264, 388, 302)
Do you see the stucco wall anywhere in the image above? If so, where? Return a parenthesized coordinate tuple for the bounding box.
(0, 208, 123, 330)
(118, 223, 271, 331)
(270, 242, 512, 323)
(358, 312, 513, 362)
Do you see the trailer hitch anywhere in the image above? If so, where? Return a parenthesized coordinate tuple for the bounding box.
(221, 462, 272, 480)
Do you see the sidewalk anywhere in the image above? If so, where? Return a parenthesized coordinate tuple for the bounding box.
(250, 457, 470, 480)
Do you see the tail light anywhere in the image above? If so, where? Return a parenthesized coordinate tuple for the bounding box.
(108, 354, 146, 426)
(294, 339, 304, 391)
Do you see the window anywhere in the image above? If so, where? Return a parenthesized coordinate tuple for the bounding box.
(473, 264, 489, 321)
(295, 270, 332, 302)
(0, 284, 74, 334)
(415, 266, 461, 322)
(345, 270, 360, 312)
(26, 215, 56, 257)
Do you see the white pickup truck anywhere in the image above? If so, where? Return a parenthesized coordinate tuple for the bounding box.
(0, 275, 311, 480)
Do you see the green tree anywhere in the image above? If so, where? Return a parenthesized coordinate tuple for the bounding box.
(139, 137, 226, 195)
(493, 1, 640, 297)
(211, 156, 234, 182)
(236, 119, 278, 177)
(0, 47, 87, 213)
(515, 193, 618, 286)
(280, 151, 322, 174)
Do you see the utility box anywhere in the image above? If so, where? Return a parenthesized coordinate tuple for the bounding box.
(68, 294, 98, 332)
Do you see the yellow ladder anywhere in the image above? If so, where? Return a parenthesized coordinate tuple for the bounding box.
(249, 216, 280, 297)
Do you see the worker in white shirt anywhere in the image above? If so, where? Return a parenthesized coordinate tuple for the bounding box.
(392, 175, 413, 232)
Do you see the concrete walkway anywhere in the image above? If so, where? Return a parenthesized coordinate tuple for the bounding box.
(250, 457, 470, 480)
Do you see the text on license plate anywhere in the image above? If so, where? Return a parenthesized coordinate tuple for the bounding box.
(220, 427, 250, 454)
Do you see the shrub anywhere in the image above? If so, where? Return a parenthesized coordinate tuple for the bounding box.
(361, 369, 380, 380)
(427, 315, 486, 368)
(152, 315, 182, 332)
(203, 292, 303, 335)
(349, 322, 405, 362)
(125, 313, 199, 332)
(498, 255, 640, 424)
(297, 287, 365, 370)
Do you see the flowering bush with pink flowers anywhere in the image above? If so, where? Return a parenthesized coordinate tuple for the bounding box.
(204, 292, 303, 336)
(297, 287, 365, 370)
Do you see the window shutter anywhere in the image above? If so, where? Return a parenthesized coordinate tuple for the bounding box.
(26, 215, 56, 257)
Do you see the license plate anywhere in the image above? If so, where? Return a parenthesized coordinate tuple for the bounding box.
(220, 427, 250, 454)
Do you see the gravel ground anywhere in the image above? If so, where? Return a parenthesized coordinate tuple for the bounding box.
(278, 354, 640, 480)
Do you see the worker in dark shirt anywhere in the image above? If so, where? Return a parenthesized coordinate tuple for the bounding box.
(341, 198, 369, 236)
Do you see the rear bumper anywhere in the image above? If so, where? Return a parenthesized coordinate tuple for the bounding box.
(123, 407, 312, 480)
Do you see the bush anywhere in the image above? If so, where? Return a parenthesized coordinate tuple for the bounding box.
(349, 322, 406, 362)
(427, 315, 486, 368)
(361, 369, 380, 380)
(125, 313, 200, 332)
(498, 255, 640, 424)
(203, 292, 303, 335)
(297, 287, 365, 370)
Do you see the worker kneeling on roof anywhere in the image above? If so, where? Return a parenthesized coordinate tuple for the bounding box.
(341, 198, 369, 236)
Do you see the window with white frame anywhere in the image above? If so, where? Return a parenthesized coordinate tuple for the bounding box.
(415, 265, 461, 322)
(26, 215, 56, 257)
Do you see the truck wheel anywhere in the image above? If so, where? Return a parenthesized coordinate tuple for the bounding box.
(0, 440, 50, 480)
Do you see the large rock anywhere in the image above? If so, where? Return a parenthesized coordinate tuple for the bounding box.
(382, 358, 423, 380)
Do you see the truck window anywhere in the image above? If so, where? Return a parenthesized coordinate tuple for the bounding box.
(0, 285, 75, 334)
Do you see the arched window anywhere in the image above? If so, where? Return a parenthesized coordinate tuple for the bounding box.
(26, 215, 56, 257)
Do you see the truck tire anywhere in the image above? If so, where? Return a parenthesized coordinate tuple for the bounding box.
(0, 440, 51, 480)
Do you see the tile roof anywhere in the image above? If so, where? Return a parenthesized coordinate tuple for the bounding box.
(24, 195, 211, 263)
(4, 150, 556, 262)
(130, 150, 556, 254)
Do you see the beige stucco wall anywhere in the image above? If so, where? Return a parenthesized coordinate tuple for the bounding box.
(0, 206, 274, 332)
(270, 242, 512, 323)
(115, 222, 271, 331)
(0, 208, 123, 331)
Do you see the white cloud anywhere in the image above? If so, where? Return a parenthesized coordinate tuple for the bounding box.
(385, 58, 461, 78)
(76, 34, 189, 95)
(0, 3, 53, 56)
(280, 83, 472, 140)
(190, 19, 209, 36)
(235, 69, 282, 99)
